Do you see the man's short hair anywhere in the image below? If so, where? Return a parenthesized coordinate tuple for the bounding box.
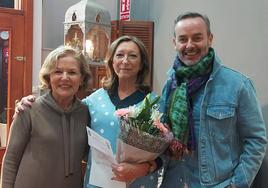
(174, 11, 211, 36)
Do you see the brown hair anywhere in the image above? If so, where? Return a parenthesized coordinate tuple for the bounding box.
(39, 45, 91, 91)
(174, 11, 211, 36)
(102, 35, 151, 94)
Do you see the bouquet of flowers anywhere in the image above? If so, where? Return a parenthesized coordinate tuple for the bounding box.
(115, 93, 173, 164)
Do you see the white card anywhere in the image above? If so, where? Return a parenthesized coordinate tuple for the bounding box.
(86, 127, 126, 188)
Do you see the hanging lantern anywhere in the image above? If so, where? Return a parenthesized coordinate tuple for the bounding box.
(64, 0, 111, 63)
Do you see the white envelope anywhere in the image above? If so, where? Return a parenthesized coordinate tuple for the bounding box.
(86, 127, 126, 188)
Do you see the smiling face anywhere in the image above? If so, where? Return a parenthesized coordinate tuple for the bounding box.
(112, 41, 141, 83)
(50, 55, 82, 103)
(173, 17, 213, 66)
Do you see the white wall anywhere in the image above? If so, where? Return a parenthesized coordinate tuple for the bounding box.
(32, 0, 42, 95)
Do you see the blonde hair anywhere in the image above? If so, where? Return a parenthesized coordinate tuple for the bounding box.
(39, 45, 91, 91)
(102, 35, 151, 94)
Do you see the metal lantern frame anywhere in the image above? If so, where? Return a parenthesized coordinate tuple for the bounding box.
(64, 0, 111, 63)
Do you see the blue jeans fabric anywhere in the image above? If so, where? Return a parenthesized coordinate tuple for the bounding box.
(160, 55, 267, 188)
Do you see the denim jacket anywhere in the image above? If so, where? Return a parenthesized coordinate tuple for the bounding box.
(160, 55, 267, 188)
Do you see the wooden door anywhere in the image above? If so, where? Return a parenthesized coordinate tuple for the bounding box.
(0, 0, 33, 171)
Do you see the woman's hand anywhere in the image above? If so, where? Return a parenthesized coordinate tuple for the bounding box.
(111, 161, 156, 182)
(13, 95, 36, 118)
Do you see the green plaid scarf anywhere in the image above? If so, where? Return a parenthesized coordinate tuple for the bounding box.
(168, 48, 214, 149)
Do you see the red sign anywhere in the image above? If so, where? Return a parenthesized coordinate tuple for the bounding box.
(120, 0, 131, 20)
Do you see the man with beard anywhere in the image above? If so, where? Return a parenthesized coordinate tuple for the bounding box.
(160, 12, 267, 188)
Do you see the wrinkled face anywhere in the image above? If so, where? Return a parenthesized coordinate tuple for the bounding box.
(173, 17, 213, 66)
(112, 41, 141, 82)
(50, 55, 82, 101)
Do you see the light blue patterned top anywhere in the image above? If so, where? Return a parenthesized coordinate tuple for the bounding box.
(83, 88, 160, 188)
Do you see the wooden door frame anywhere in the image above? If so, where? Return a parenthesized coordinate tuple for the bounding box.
(0, 1, 33, 94)
(0, 0, 33, 168)
(22, 0, 33, 95)
(0, 0, 33, 140)
(0, 0, 33, 95)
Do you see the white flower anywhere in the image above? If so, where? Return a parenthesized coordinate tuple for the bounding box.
(128, 105, 140, 118)
(150, 104, 163, 121)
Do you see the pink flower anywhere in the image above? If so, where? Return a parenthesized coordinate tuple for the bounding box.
(153, 119, 169, 134)
(115, 108, 130, 117)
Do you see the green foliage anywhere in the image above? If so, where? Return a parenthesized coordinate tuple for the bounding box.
(129, 94, 161, 136)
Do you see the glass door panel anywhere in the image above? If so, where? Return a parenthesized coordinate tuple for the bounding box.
(0, 0, 22, 10)
(0, 0, 14, 8)
(0, 30, 9, 148)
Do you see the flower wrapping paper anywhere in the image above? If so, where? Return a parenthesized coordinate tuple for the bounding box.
(116, 119, 171, 163)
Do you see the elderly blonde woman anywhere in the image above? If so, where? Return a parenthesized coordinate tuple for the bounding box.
(1, 46, 91, 188)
